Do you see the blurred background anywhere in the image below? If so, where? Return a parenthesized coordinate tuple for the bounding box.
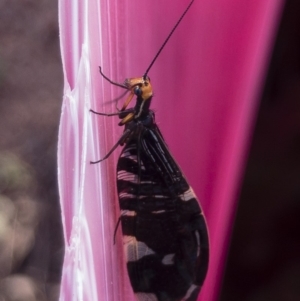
(220, 0, 300, 300)
(0, 1, 299, 301)
(0, 1, 63, 300)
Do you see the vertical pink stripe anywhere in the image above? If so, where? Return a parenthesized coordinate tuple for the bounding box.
(58, 0, 284, 300)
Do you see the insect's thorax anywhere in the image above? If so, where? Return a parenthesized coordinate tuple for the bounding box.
(123, 108, 155, 134)
(135, 95, 152, 120)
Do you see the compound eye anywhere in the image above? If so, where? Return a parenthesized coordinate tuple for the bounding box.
(134, 86, 142, 96)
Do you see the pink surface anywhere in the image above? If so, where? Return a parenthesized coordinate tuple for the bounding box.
(58, 0, 284, 300)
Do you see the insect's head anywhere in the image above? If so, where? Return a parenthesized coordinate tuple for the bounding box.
(117, 76, 153, 123)
(98, 0, 194, 119)
(125, 76, 152, 102)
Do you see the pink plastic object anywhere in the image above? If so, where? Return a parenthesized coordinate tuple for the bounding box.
(58, 0, 284, 300)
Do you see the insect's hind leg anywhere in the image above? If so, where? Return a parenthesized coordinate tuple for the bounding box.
(90, 128, 132, 164)
(90, 108, 135, 117)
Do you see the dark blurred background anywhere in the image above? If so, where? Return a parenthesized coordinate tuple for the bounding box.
(220, 0, 300, 300)
(0, 1, 63, 300)
(0, 0, 299, 301)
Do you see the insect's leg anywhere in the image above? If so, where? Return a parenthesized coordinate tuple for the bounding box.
(90, 128, 131, 164)
(121, 90, 135, 111)
(118, 112, 135, 125)
(113, 215, 122, 244)
(114, 90, 129, 111)
(99, 66, 128, 89)
(90, 108, 134, 117)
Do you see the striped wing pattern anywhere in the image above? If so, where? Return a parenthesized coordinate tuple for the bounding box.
(117, 124, 209, 301)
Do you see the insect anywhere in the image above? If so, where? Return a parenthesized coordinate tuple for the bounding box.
(91, 1, 209, 300)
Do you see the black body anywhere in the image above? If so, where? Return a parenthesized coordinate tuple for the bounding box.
(92, 3, 207, 298)
(116, 110, 209, 301)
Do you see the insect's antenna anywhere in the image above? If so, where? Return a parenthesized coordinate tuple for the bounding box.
(99, 66, 128, 89)
(143, 0, 194, 78)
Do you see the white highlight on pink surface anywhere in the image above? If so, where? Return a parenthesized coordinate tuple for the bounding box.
(58, 0, 284, 300)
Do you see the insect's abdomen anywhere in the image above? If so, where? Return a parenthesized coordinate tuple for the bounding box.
(117, 127, 209, 301)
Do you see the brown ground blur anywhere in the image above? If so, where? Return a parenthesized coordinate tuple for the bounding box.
(0, 1, 63, 300)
